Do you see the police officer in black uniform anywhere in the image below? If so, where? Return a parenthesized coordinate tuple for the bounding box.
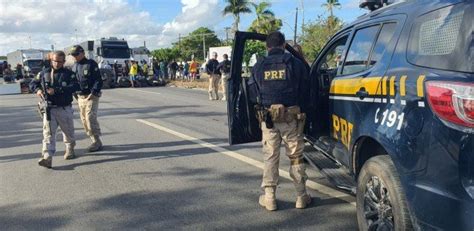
(70, 45, 104, 152)
(248, 31, 310, 211)
(30, 51, 79, 168)
(217, 54, 231, 101)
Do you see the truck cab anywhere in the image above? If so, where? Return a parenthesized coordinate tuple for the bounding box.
(227, 0, 473, 230)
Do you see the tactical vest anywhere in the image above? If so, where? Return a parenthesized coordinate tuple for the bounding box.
(222, 60, 231, 73)
(74, 61, 91, 91)
(255, 53, 298, 107)
(43, 69, 72, 106)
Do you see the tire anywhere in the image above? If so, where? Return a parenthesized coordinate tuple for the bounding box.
(356, 155, 413, 231)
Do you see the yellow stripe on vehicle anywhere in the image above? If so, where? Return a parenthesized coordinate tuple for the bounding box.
(400, 75, 407, 96)
(389, 76, 396, 96)
(417, 75, 426, 97)
(330, 77, 382, 95)
(382, 76, 388, 95)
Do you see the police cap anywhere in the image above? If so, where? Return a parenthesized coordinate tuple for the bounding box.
(70, 45, 85, 56)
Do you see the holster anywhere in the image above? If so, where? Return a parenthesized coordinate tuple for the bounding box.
(255, 104, 274, 129)
(269, 104, 286, 123)
(289, 107, 306, 135)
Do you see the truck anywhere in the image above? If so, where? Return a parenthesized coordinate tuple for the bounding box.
(131, 46, 151, 64)
(6, 49, 50, 77)
(65, 37, 132, 88)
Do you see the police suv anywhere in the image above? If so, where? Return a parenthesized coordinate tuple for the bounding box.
(227, 0, 473, 230)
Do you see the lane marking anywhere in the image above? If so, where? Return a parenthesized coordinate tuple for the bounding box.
(129, 88, 161, 95)
(136, 119, 356, 206)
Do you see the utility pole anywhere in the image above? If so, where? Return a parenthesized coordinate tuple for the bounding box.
(178, 33, 181, 53)
(28, 36, 32, 49)
(294, 7, 298, 44)
(202, 33, 206, 60)
(301, 0, 305, 37)
(225, 27, 231, 43)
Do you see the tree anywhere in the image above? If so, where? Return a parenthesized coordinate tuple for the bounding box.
(248, 1, 282, 34)
(322, 0, 341, 18)
(151, 48, 180, 62)
(175, 27, 221, 62)
(252, 1, 274, 23)
(222, 0, 252, 32)
(300, 16, 343, 60)
(243, 40, 266, 71)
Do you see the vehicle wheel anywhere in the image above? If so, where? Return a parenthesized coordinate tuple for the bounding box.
(357, 155, 413, 231)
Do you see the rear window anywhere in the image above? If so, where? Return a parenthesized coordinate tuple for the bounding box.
(408, 3, 473, 73)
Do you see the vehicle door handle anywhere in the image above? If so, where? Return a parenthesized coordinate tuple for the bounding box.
(356, 89, 369, 99)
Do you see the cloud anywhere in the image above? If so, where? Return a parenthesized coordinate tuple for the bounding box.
(158, 0, 220, 46)
(0, 0, 222, 55)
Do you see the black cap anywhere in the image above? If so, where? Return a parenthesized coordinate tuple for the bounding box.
(70, 45, 84, 56)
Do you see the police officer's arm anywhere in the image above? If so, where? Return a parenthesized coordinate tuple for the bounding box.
(30, 73, 43, 96)
(248, 65, 259, 105)
(295, 59, 310, 113)
(52, 72, 79, 95)
(216, 62, 224, 75)
(205, 61, 211, 75)
(90, 61, 103, 96)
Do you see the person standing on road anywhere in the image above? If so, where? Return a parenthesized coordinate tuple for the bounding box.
(206, 52, 220, 100)
(70, 45, 104, 152)
(248, 31, 311, 211)
(129, 60, 138, 88)
(30, 51, 79, 168)
(190, 58, 198, 82)
(217, 54, 231, 101)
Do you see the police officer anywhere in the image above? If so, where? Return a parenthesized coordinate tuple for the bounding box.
(70, 45, 104, 152)
(217, 54, 231, 101)
(248, 31, 311, 211)
(206, 52, 220, 100)
(30, 51, 79, 168)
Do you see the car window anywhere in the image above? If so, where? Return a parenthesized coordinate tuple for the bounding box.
(368, 23, 397, 68)
(407, 3, 473, 73)
(342, 25, 380, 75)
(318, 35, 348, 73)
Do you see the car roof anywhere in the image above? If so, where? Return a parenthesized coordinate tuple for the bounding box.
(339, 0, 464, 32)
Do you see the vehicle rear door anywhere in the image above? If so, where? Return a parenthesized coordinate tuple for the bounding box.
(227, 31, 308, 145)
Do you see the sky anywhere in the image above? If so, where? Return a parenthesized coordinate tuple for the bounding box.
(0, 0, 365, 56)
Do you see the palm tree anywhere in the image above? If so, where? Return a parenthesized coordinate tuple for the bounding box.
(321, 0, 341, 18)
(222, 0, 252, 31)
(252, 1, 274, 24)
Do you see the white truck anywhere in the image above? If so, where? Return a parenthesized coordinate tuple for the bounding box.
(65, 37, 133, 88)
(65, 37, 131, 68)
(6, 49, 50, 77)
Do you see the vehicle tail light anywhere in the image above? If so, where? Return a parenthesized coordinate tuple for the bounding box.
(426, 81, 474, 128)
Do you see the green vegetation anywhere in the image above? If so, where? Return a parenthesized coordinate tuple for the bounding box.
(222, 0, 252, 31)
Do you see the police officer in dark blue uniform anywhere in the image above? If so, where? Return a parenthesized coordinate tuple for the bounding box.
(70, 45, 104, 152)
(248, 31, 310, 211)
(30, 51, 79, 168)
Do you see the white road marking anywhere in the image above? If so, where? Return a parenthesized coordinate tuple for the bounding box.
(137, 119, 356, 206)
(129, 88, 161, 95)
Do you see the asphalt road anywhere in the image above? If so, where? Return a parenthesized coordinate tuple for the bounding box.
(0, 86, 357, 230)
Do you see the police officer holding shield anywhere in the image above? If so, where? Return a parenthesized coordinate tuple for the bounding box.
(70, 45, 104, 152)
(248, 31, 311, 211)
